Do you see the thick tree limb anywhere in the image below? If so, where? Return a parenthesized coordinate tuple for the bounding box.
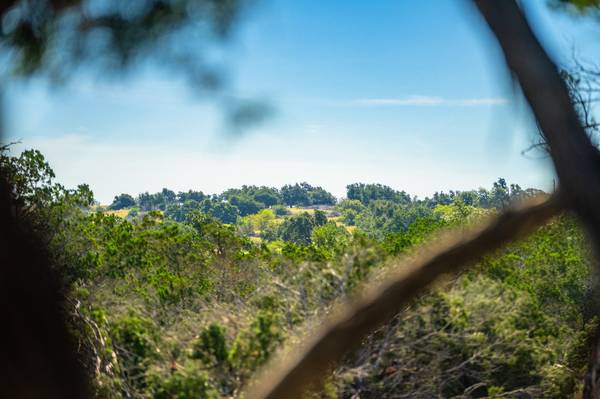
(473, 0, 600, 241)
(472, 1, 600, 397)
(245, 193, 563, 399)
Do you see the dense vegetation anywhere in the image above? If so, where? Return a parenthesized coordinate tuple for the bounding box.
(2, 146, 594, 398)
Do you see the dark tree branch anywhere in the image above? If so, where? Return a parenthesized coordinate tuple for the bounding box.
(472, 1, 600, 397)
(473, 0, 600, 241)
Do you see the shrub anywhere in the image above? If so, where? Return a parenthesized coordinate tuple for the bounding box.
(272, 205, 290, 216)
(111, 312, 157, 389)
(192, 323, 230, 367)
(148, 362, 219, 399)
(229, 310, 285, 373)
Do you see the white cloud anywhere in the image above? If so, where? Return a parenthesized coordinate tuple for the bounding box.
(450, 98, 509, 106)
(326, 96, 508, 107)
(352, 96, 445, 106)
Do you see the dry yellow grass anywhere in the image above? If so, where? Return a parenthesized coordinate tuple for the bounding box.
(104, 209, 130, 218)
(287, 207, 314, 215)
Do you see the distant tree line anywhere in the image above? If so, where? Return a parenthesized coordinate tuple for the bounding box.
(337, 179, 544, 239)
(110, 179, 544, 232)
(345, 179, 541, 209)
(109, 183, 337, 224)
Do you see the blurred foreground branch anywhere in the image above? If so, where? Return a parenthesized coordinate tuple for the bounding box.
(473, 1, 600, 240)
(473, 1, 600, 397)
(246, 192, 564, 399)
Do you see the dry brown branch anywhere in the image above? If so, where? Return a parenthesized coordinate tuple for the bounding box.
(245, 193, 563, 399)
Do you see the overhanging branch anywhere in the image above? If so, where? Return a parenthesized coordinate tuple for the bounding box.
(245, 193, 564, 399)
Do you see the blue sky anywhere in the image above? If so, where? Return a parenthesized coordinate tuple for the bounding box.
(5, 0, 600, 204)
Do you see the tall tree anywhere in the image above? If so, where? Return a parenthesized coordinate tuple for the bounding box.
(109, 193, 136, 210)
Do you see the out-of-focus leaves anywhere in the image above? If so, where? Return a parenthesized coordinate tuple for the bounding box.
(0, 0, 249, 80)
(550, 0, 600, 13)
(225, 98, 274, 134)
(0, 1, 273, 131)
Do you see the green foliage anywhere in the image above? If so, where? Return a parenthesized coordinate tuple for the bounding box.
(278, 212, 316, 245)
(281, 182, 336, 206)
(313, 209, 328, 226)
(0, 147, 94, 213)
(221, 185, 282, 208)
(311, 222, 351, 259)
(0, 148, 55, 203)
(230, 309, 285, 372)
(109, 193, 136, 210)
(281, 183, 311, 206)
(187, 211, 253, 257)
(346, 182, 411, 205)
(337, 198, 366, 225)
(427, 178, 540, 209)
(229, 195, 265, 216)
(165, 199, 200, 222)
(338, 215, 593, 398)
(480, 215, 590, 322)
(200, 199, 239, 224)
(139, 184, 336, 224)
(148, 363, 219, 399)
(238, 209, 278, 239)
(308, 187, 337, 205)
(382, 215, 446, 255)
(353, 199, 437, 239)
(192, 324, 230, 367)
(111, 312, 157, 390)
(434, 198, 488, 225)
(4, 147, 594, 398)
(112, 313, 155, 362)
(253, 187, 281, 207)
(272, 204, 291, 216)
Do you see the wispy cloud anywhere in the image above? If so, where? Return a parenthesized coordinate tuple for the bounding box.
(321, 96, 508, 107)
